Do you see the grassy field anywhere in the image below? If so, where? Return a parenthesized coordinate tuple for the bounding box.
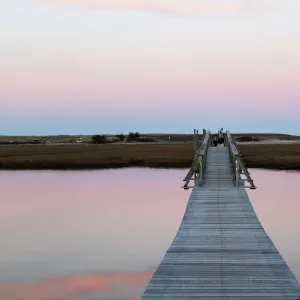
(1, 141, 300, 170)
(237, 143, 300, 170)
(0, 143, 193, 169)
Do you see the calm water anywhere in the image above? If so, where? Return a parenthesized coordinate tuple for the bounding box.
(0, 169, 299, 299)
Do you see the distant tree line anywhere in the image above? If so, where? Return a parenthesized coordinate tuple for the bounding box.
(91, 132, 155, 144)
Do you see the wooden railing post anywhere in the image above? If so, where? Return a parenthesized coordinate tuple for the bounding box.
(194, 129, 197, 155)
(196, 156, 203, 186)
(235, 156, 240, 187)
(200, 158, 203, 185)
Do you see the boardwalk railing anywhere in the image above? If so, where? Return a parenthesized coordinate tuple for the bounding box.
(183, 130, 211, 189)
(226, 130, 256, 189)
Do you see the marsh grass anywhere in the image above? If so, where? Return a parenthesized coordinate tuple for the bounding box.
(1, 142, 300, 170)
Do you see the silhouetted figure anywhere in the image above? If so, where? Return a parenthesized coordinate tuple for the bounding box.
(213, 137, 218, 147)
(217, 128, 224, 146)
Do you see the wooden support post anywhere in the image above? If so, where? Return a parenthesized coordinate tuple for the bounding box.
(196, 130, 199, 149)
(194, 129, 197, 155)
(195, 170, 199, 186)
(199, 158, 203, 186)
(236, 157, 240, 187)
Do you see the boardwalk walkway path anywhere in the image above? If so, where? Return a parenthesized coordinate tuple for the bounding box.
(142, 141, 300, 299)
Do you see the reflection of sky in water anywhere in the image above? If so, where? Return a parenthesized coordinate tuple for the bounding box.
(247, 169, 300, 281)
(0, 270, 154, 300)
(0, 169, 299, 299)
(0, 169, 188, 299)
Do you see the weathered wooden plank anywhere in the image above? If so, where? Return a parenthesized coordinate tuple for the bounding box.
(142, 147, 300, 299)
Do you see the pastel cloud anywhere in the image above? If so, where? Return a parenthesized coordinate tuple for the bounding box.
(41, 0, 276, 15)
(0, 269, 154, 300)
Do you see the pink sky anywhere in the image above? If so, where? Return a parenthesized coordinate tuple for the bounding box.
(42, 0, 299, 15)
(1, 1, 300, 134)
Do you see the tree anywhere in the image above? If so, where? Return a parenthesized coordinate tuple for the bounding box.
(116, 134, 125, 141)
(134, 132, 141, 140)
(127, 132, 135, 142)
(127, 132, 141, 142)
(91, 134, 106, 144)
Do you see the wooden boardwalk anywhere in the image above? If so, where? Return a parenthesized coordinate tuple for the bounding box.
(142, 146, 300, 299)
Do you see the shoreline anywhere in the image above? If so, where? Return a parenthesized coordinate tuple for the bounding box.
(1, 142, 300, 171)
(0, 166, 299, 172)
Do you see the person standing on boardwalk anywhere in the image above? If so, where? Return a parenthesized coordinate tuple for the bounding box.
(218, 128, 224, 146)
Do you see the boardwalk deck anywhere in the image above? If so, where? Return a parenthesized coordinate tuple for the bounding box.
(142, 147, 300, 299)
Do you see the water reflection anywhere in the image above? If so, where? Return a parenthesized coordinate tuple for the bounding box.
(0, 169, 189, 299)
(0, 270, 154, 300)
(0, 168, 299, 299)
(247, 169, 300, 280)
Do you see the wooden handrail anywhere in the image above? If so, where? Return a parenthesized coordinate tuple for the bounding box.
(226, 130, 239, 156)
(226, 131, 256, 189)
(183, 131, 211, 189)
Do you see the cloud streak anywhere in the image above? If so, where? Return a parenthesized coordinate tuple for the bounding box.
(41, 0, 277, 15)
